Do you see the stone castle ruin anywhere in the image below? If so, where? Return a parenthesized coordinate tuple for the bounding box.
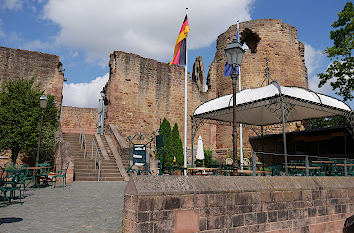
(0, 19, 308, 162)
(103, 19, 308, 160)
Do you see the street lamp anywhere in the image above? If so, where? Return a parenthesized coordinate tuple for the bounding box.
(36, 94, 48, 164)
(224, 36, 245, 175)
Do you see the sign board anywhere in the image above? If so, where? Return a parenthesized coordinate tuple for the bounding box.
(133, 144, 146, 166)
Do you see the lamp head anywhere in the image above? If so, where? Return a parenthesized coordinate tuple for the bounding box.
(224, 37, 245, 69)
(39, 94, 48, 109)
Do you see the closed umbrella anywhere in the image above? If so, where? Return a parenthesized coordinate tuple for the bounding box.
(196, 136, 204, 167)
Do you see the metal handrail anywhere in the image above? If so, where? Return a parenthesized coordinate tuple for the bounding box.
(91, 138, 102, 181)
(76, 115, 87, 159)
(76, 113, 102, 181)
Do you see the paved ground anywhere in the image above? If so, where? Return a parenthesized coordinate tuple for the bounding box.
(0, 181, 127, 233)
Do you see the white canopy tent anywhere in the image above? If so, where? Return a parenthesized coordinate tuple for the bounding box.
(191, 81, 353, 175)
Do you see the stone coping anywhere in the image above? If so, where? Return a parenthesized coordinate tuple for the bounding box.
(125, 176, 354, 196)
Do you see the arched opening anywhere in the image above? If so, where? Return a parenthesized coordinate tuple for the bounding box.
(240, 28, 261, 53)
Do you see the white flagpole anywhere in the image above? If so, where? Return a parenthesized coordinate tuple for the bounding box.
(183, 8, 188, 176)
(237, 20, 244, 170)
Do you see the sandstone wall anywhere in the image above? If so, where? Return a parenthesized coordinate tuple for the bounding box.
(105, 51, 216, 150)
(206, 19, 308, 153)
(61, 106, 98, 135)
(124, 176, 354, 233)
(0, 47, 64, 107)
(104, 19, 309, 161)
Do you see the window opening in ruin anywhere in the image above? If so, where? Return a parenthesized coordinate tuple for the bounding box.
(240, 28, 261, 53)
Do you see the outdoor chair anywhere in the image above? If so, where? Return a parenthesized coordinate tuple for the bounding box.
(36, 163, 52, 187)
(51, 168, 67, 188)
(19, 164, 34, 190)
(0, 170, 23, 207)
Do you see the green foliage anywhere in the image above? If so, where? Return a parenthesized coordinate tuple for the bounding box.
(157, 118, 184, 172)
(0, 78, 58, 164)
(318, 2, 354, 101)
(309, 115, 348, 129)
(195, 148, 220, 168)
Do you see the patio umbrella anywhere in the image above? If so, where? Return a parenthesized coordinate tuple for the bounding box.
(196, 136, 204, 166)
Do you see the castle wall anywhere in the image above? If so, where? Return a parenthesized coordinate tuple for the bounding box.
(61, 106, 98, 135)
(105, 51, 216, 149)
(0, 47, 64, 107)
(105, 19, 308, 162)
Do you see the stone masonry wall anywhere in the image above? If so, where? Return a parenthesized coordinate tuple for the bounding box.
(123, 176, 354, 233)
(105, 19, 308, 161)
(0, 46, 64, 107)
(105, 51, 216, 149)
(61, 106, 98, 135)
(206, 19, 308, 153)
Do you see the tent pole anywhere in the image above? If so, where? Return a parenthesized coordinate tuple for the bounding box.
(191, 117, 194, 168)
(281, 97, 288, 176)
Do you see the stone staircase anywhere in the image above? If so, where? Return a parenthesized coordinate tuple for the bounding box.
(63, 132, 124, 181)
(100, 135, 130, 171)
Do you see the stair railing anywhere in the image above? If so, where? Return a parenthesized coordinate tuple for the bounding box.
(76, 114, 87, 159)
(91, 138, 102, 181)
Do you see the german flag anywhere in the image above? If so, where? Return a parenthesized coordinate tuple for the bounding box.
(169, 15, 190, 66)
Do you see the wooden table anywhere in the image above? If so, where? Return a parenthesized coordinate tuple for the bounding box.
(311, 161, 334, 164)
(187, 167, 219, 175)
(20, 166, 51, 189)
(334, 164, 354, 167)
(287, 166, 320, 170)
(237, 169, 271, 175)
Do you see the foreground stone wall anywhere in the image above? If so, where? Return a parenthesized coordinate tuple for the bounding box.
(0, 46, 64, 107)
(61, 106, 98, 135)
(123, 176, 353, 233)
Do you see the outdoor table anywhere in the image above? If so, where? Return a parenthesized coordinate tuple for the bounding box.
(187, 167, 219, 175)
(286, 166, 320, 169)
(19, 166, 51, 189)
(311, 161, 334, 164)
(237, 169, 271, 176)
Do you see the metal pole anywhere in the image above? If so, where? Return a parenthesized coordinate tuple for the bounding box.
(281, 97, 288, 175)
(183, 11, 188, 176)
(252, 152, 256, 176)
(36, 109, 45, 164)
(232, 68, 238, 175)
(191, 117, 194, 168)
(305, 155, 309, 176)
(344, 159, 348, 176)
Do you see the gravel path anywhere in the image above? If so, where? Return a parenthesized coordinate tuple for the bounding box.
(0, 181, 127, 233)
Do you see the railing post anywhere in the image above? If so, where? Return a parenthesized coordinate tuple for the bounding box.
(91, 138, 94, 159)
(98, 158, 101, 181)
(305, 155, 309, 177)
(252, 152, 256, 176)
(344, 159, 348, 176)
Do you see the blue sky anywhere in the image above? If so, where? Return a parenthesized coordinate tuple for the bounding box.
(0, 0, 352, 109)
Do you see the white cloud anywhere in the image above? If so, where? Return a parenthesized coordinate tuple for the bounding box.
(1, 0, 23, 10)
(0, 19, 5, 38)
(304, 43, 325, 76)
(62, 73, 109, 108)
(43, 0, 253, 64)
(21, 39, 53, 51)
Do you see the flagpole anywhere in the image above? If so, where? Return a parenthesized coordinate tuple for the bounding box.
(237, 20, 244, 170)
(183, 8, 188, 176)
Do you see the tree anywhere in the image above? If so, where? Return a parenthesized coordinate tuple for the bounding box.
(170, 123, 184, 167)
(318, 2, 353, 101)
(157, 118, 184, 172)
(0, 78, 58, 164)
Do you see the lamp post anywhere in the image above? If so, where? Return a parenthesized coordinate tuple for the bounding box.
(36, 94, 48, 164)
(224, 36, 245, 175)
